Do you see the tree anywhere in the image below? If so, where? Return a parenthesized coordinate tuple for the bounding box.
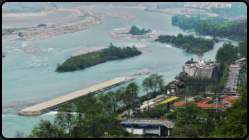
(208, 83, 247, 138)
(148, 73, 164, 97)
(28, 119, 65, 138)
(107, 91, 121, 113)
(168, 101, 205, 127)
(119, 87, 133, 118)
(142, 77, 150, 95)
(126, 82, 139, 98)
(178, 88, 188, 96)
(14, 131, 27, 138)
(55, 103, 74, 136)
(171, 124, 200, 138)
(238, 39, 247, 58)
(215, 42, 239, 62)
(202, 92, 207, 98)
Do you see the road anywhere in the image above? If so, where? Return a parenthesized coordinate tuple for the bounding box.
(225, 64, 241, 92)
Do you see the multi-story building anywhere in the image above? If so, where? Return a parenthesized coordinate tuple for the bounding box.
(184, 2, 232, 9)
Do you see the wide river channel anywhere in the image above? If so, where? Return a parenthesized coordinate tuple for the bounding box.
(2, 7, 238, 138)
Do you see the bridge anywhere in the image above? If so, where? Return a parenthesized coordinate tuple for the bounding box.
(119, 118, 175, 136)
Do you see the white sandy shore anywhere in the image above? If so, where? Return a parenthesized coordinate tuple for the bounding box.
(70, 46, 108, 57)
(70, 46, 152, 58)
(109, 30, 157, 41)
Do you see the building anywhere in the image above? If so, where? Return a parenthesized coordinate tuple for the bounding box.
(167, 72, 188, 94)
(223, 97, 240, 107)
(185, 58, 219, 78)
(184, 2, 232, 10)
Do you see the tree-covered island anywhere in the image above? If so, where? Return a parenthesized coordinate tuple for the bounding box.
(128, 25, 152, 35)
(155, 33, 215, 55)
(56, 43, 142, 72)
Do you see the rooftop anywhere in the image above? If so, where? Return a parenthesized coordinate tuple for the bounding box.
(174, 101, 225, 108)
(223, 97, 239, 104)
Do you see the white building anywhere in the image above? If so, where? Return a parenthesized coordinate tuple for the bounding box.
(184, 2, 232, 9)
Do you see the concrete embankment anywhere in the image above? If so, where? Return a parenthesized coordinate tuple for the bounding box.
(17, 77, 135, 116)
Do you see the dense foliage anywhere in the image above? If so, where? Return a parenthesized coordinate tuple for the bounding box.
(238, 39, 247, 59)
(56, 43, 141, 72)
(155, 33, 215, 54)
(207, 83, 247, 138)
(215, 42, 239, 62)
(128, 25, 152, 35)
(210, 2, 247, 16)
(142, 73, 164, 98)
(171, 15, 247, 41)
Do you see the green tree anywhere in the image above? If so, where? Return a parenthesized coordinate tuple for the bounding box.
(126, 82, 139, 98)
(107, 91, 121, 113)
(171, 124, 200, 138)
(238, 39, 247, 58)
(148, 73, 164, 97)
(168, 101, 205, 127)
(202, 92, 207, 98)
(142, 77, 150, 95)
(28, 119, 65, 138)
(215, 42, 239, 62)
(208, 83, 247, 138)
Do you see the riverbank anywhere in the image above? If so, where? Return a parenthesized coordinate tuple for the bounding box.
(171, 43, 204, 58)
(2, 8, 103, 42)
(109, 30, 157, 41)
(17, 77, 135, 116)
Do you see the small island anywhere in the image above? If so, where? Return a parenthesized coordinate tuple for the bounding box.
(128, 25, 152, 35)
(155, 33, 215, 57)
(56, 43, 142, 72)
(22, 46, 40, 54)
(109, 25, 156, 41)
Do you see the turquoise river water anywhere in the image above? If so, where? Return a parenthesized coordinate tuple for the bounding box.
(2, 7, 238, 138)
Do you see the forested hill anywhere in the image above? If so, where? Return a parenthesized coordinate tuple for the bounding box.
(171, 15, 247, 41)
(155, 33, 215, 55)
(56, 43, 142, 72)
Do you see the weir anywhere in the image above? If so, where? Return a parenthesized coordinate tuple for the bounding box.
(17, 77, 135, 116)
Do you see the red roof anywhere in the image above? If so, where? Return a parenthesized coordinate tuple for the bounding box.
(174, 101, 225, 108)
(223, 98, 239, 104)
(174, 102, 184, 106)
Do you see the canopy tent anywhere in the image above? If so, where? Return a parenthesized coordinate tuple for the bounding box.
(156, 96, 179, 105)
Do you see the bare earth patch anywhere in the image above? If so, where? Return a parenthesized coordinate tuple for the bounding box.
(109, 30, 157, 41)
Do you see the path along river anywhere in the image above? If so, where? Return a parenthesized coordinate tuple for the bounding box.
(2, 7, 238, 138)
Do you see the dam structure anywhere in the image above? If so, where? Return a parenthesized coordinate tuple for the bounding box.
(18, 77, 135, 116)
(185, 58, 219, 78)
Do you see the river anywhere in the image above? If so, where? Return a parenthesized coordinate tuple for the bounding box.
(2, 7, 238, 138)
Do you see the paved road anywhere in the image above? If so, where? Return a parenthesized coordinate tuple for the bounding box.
(225, 65, 241, 92)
